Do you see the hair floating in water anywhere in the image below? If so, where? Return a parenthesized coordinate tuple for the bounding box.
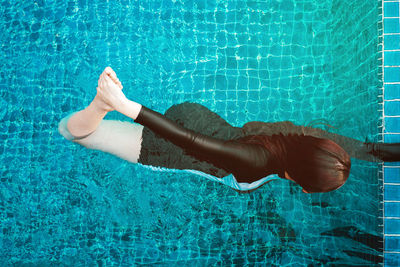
(306, 118, 339, 130)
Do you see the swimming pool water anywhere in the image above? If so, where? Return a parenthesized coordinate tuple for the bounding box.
(0, 0, 383, 265)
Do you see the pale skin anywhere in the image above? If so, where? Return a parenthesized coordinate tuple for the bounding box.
(66, 67, 309, 193)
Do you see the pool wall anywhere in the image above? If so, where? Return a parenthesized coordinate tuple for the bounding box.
(331, 0, 382, 139)
(383, 0, 400, 266)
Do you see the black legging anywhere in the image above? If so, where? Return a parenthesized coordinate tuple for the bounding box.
(135, 103, 400, 183)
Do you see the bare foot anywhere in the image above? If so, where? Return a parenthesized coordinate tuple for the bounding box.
(93, 67, 124, 112)
(104, 67, 123, 89)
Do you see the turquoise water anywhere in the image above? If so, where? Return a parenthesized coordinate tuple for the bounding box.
(0, 0, 383, 265)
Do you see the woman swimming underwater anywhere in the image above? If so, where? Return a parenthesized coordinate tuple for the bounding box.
(58, 67, 400, 194)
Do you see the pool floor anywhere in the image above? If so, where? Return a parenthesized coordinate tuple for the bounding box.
(0, 0, 387, 265)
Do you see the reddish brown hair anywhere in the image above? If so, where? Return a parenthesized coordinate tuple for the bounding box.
(237, 134, 351, 193)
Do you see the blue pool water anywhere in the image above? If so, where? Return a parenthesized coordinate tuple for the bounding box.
(0, 0, 383, 265)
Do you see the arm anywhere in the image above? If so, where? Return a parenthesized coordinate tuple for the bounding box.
(59, 114, 144, 163)
(85, 67, 272, 181)
(243, 120, 399, 162)
(62, 67, 125, 139)
(58, 67, 143, 163)
(302, 126, 400, 162)
(118, 100, 271, 181)
(63, 97, 108, 140)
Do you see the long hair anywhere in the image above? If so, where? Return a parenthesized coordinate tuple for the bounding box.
(236, 134, 351, 193)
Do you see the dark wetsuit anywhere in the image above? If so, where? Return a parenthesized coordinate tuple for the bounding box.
(135, 102, 400, 186)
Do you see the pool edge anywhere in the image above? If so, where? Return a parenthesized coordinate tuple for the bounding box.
(383, 0, 400, 266)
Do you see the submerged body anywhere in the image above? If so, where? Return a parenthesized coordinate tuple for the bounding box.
(58, 67, 400, 194)
(59, 101, 382, 193)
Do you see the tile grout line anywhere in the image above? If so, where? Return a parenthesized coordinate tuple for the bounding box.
(384, 0, 400, 265)
(382, 0, 386, 265)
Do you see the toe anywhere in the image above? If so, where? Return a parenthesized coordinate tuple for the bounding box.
(105, 66, 113, 74)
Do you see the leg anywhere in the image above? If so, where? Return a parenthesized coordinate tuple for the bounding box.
(59, 97, 144, 164)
